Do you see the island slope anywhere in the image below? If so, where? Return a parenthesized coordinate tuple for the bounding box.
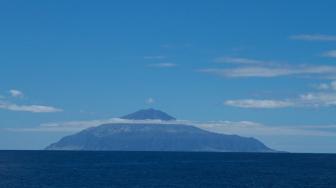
(46, 123, 274, 152)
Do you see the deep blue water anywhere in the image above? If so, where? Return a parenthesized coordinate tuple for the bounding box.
(0, 151, 336, 188)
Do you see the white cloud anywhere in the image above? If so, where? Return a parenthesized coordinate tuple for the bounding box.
(148, 63, 177, 68)
(224, 94, 336, 109)
(0, 101, 62, 113)
(323, 50, 336, 58)
(200, 65, 336, 78)
(214, 57, 266, 65)
(196, 121, 336, 137)
(224, 81, 336, 109)
(41, 118, 181, 128)
(146, 97, 155, 104)
(9, 89, 24, 98)
(224, 99, 294, 109)
(316, 83, 331, 90)
(6, 118, 336, 137)
(316, 81, 336, 91)
(5, 118, 188, 132)
(290, 34, 336, 41)
(299, 92, 336, 107)
(0, 90, 62, 113)
(331, 81, 336, 90)
(144, 56, 166, 60)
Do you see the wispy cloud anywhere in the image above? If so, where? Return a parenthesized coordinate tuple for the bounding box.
(6, 118, 336, 137)
(197, 121, 336, 137)
(224, 81, 336, 109)
(299, 92, 336, 107)
(200, 65, 336, 78)
(224, 94, 336, 109)
(5, 118, 187, 132)
(148, 63, 177, 68)
(316, 83, 331, 90)
(224, 99, 294, 109)
(0, 101, 62, 113)
(144, 56, 166, 60)
(316, 81, 336, 90)
(0, 89, 62, 113)
(322, 50, 336, 58)
(290, 34, 336, 41)
(214, 57, 266, 65)
(146, 97, 155, 104)
(9, 89, 24, 98)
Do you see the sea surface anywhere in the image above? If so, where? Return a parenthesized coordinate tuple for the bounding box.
(0, 151, 335, 188)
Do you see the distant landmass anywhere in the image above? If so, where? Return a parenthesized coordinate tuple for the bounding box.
(121, 108, 176, 121)
(46, 109, 274, 152)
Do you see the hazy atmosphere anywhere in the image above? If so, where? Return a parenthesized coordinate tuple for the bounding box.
(1, 0, 336, 153)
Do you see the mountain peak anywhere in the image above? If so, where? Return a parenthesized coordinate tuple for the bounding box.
(121, 108, 176, 121)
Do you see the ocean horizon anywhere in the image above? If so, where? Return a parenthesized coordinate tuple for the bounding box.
(1, 151, 336, 187)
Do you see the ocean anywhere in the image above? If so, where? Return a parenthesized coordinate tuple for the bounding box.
(0, 151, 335, 188)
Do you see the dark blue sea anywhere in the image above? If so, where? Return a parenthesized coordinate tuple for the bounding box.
(0, 151, 335, 188)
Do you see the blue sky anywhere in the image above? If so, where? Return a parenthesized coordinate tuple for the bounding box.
(1, 0, 336, 152)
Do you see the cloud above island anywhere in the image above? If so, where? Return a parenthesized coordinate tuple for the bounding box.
(146, 97, 155, 104)
(5, 118, 336, 138)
